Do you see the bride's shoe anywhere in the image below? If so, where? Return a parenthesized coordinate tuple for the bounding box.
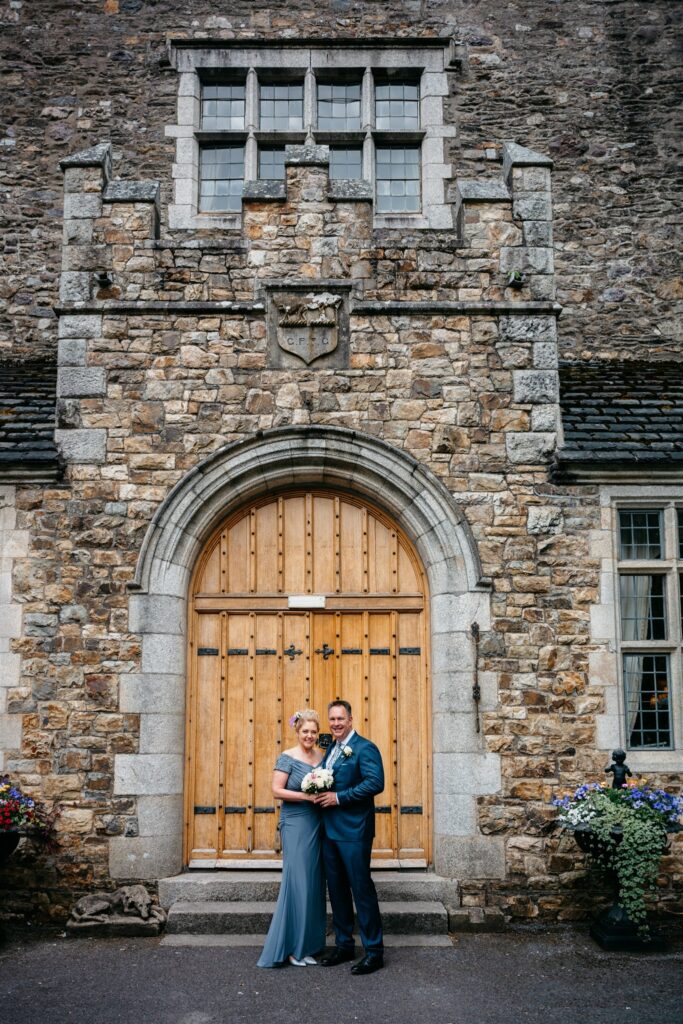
(303, 956, 318, 965)
(288, 955, 308, 967)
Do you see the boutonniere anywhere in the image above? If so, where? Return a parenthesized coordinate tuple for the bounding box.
(342, 745, 353, 758)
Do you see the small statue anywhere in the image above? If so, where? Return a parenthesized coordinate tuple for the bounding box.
(67, 884, 166, 936)
(605, 749, 632, 789)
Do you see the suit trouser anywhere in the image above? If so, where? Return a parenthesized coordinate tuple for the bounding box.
(322, 834, 383, 953)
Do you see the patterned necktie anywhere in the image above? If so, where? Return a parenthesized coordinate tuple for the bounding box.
(327, 741, 342, 769)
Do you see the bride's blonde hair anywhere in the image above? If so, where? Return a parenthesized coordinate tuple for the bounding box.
(290, 709, 320, 733)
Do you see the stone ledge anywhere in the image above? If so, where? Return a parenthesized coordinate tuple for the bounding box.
(242, 181, 286, 201)
(59, 142, 112, 173)
(285, 143, 330, 165)
(328, 179, 373, 202)
(502, 141, 553, 184)
(104, 180, 160, 205)
(456, 179, 510, 203)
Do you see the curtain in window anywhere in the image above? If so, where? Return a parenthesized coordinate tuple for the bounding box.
(621, 575, 650, 736)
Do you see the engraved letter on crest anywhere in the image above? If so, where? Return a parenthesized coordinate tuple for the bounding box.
(275, 292, 342, 365)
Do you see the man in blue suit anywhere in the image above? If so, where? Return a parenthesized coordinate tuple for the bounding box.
(315, 700, 385, 974)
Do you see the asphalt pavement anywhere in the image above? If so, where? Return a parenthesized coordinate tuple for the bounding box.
(1, 929, 682, 1024)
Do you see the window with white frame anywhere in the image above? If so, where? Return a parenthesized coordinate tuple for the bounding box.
(168, 39, 456, 230)
(616, 506, 682, 750)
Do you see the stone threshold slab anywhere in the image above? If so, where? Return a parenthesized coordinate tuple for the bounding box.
(161, 933, 454, 948)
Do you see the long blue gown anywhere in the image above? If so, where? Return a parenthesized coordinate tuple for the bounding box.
(257, 753, 327, 967)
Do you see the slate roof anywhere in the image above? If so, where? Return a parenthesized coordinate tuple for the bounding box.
(556, 360, 683, 476)
(0, 360, 60, 480)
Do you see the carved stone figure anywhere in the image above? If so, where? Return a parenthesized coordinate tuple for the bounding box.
(67, 884, 166, 937)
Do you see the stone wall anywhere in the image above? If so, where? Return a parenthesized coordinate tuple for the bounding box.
(1, 2, 681, 926)
(1, 1, 681, 360)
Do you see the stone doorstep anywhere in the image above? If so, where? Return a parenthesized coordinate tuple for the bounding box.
(161, 933, 453, 948)
(158, 870, 459, 909)
(166, 900, 448, 936)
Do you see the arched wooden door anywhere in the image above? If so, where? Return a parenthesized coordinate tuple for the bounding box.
(185, 491, 431, 868)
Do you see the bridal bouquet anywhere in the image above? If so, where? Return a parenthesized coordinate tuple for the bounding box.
(301, 768, 335, 794)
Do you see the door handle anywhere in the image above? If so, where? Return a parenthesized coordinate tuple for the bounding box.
(315, 643, 334, 660)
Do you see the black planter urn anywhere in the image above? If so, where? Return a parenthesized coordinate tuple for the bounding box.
(572, 824, 668, 952)
(0, 831, 21, 863)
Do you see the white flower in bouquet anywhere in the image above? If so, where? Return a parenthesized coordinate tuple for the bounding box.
(301, 768, 335, 794)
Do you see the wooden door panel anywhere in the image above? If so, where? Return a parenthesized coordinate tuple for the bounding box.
(255, 502, 279, 594)
(366, 612, 394, 858)
(190, 614, 222, 857)
(282, 496, 306, 594)
(339, 613, 364, 721)
(397, 612, 427, 860)
(312, 495, 336, 595)
(222, 615, 250, 854)
(252, 615, 280, 854)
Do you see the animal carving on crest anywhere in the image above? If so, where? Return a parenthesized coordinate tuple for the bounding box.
(275, 292, 342, 365)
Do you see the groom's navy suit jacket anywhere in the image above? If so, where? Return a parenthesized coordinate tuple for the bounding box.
(321, 733, 384, 844)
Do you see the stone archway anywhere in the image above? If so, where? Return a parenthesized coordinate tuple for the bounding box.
(112, 426, 502, 881)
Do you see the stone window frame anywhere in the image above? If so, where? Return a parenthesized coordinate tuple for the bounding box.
(593, 486, 683, 771)
(168, 38, 456, 231)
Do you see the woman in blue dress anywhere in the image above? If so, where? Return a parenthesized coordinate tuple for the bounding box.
(257, 709, 327, 968)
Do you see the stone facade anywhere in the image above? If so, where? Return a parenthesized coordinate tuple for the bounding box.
(0, 2, 681, 926)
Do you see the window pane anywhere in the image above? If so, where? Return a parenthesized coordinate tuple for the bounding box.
(199, 146, 244, 212)
(260, 83, 303, 129)
(376, 146, 420, 213)
(202, 84, 245, 129)
(619, 574, 667, 640)
(618, 509, 663, 559)
(624, 653, 671, 748)
(375, 81, 419, 129)
(317, 82, 362, 130)
(329, 147, 362, 180)
(678, 509, 683, 558)
(258, 146, 286, 180)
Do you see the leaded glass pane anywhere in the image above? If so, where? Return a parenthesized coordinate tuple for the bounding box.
(375, 82, 419, 129)
(624, 653, 671, 749)
(376, 146, 420, 213)
(202, 84, 245, 130)
(260, 83, 303, 129)
(329, 147, 362, 180)
(618, 509, 663, 560)
(258, 147, 286, 180)
(318, 83, 362, 130)
(199, 146, 244, 212)
(619, 574, 667, 640)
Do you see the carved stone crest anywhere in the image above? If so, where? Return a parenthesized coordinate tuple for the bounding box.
(266, 285, 350, 369)
(276, 292, 341, 365)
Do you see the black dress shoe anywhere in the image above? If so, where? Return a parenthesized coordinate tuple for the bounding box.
(319, 947, 356, 966)
(350, 953, 384, 975)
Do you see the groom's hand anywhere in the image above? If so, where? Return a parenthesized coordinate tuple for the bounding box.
(314, 792, 338, 807)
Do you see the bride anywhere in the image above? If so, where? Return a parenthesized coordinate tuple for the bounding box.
(257, 709, 327, 968)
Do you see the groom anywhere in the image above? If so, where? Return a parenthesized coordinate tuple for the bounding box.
(315, 700, 384, 974)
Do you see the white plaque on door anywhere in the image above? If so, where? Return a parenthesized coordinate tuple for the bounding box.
(288, 594, 326, 609)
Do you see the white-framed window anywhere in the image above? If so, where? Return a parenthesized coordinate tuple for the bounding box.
(616, 505, 682, 751)
(198, 145, 244, 213)
(168, 38, 456, 230)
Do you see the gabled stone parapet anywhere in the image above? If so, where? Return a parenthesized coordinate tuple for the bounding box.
(455, 140, 555, 302)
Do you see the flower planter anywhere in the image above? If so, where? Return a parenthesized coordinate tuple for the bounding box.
(572, 824, 669, 952)
(0, 831, 21, 864)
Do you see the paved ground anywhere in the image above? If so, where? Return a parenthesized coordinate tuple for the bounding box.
(1, 930, 682, 1024)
